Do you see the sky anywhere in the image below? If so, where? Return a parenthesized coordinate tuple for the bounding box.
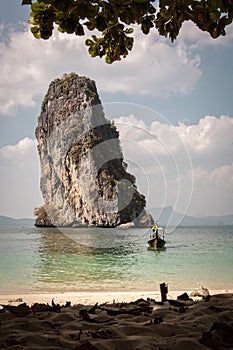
(0, 0, 233, 219)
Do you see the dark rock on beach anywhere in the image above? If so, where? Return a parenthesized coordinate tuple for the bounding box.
(1, 293, 233, 350)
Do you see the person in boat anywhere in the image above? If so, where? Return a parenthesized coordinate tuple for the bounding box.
(152, 222, 159, 239)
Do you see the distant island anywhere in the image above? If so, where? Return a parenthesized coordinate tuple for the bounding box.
(148, 206, 233, 226)
(1, 209, 232, 227)
(0, 215, 34, 227)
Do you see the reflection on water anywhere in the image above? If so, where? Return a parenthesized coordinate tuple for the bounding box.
(39, 228, 94, 255)
(38, 227, 142, 254)
(36, 227, 150, 292)
(147, 247, 166, 253)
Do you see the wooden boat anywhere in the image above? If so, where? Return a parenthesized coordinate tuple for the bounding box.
(147, 226, 166, 249)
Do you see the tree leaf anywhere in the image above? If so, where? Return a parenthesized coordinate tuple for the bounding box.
(125, 27, 134, 34)
(209, 10, 220, 21)
(75, 23, 85, 36)
(24, 0, 233, 62)
(31, 26, 41, 39)
(85, 39, 94, 46)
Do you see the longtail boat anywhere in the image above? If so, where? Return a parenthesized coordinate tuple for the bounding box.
(147, 225, 166, 249)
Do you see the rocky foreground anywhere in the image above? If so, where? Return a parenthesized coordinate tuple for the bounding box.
(1, 292, 233, 350)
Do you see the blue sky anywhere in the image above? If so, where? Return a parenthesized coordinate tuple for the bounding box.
(0, 1, 233, 219)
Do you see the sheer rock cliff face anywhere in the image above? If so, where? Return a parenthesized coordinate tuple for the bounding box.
(35, 73, 154, 227)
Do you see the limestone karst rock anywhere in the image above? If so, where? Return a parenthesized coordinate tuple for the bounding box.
(35, 73, 154, 227)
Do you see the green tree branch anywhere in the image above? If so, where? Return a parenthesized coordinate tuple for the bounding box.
(22, 0, 233, 63)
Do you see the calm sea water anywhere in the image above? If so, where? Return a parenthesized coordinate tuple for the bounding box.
(0, 226, 232, 294)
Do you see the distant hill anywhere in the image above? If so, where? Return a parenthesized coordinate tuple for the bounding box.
(148, 206, 233, 227)
(1, 210, 232, 228)
(0, 215, 34, 227)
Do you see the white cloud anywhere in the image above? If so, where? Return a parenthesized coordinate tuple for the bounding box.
(190, 163, 233, 192)
(114, 114, 193, 217)
(211, 163, 233, 190)
(179, 21, 233, 47)
(115, 113, 233, 170)
(0, 137, 37, 167)
(96, 29, 201, 96)
(0, 137, 42, 217)
(1, 17, 233, 115)
(0, 23, 202, 115)
(176, 115, 233, 168)
(181, 164, 233, 216)
(114, 113, 233, 216)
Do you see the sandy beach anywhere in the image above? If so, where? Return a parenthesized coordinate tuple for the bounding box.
(1, 289, 233, 350)
(0, 289, 232, 306)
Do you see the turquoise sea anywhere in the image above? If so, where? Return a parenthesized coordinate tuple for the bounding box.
(0, 226, 232, 294)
